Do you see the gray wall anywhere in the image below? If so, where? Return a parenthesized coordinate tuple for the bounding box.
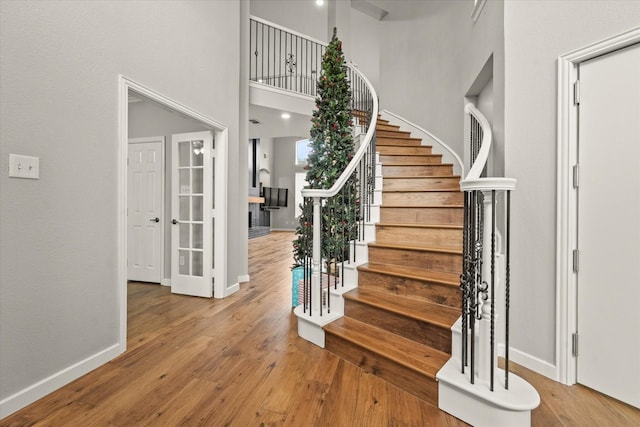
(0, 0, 241, 408)
(377, 0, 505, 176)
(503, 0, 640, 365)
(128, 99, 210, 281)
(250, 0, 329, 43)
(271, 137, 304, 230)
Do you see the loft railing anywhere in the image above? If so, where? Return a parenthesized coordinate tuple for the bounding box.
(459, 103, 516, 391)
(250, 16, 327, 97)
(298, 65, 378, 317)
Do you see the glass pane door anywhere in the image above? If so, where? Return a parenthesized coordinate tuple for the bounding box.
(171, 131, 212, 298)
(177, 139, 204, 277)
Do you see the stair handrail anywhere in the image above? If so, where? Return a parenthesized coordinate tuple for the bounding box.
(382, 109, 464, 177)
(461, 102, 493, 185)
(302, 65, 378, 199)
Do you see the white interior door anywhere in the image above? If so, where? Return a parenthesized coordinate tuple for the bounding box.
(577, 43, 640, 408)
(127, 138, 164, 283)
(171, 131, 213, 298)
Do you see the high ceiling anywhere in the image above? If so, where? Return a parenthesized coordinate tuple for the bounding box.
(249, 104, 313, 140)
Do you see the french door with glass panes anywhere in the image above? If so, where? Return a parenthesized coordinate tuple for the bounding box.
(171, 131, 213, 297)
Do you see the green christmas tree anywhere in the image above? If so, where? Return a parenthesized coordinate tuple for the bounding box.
(293, 28, 359, 270)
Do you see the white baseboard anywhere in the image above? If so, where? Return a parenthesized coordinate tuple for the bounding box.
(237, 274, 250, 283)
(221, 282, 240, 298)
(161, 278, 171, 287)
(498, 344, 557, 381)
(269, 228, 296, 232)
(0, 343, 122, 419)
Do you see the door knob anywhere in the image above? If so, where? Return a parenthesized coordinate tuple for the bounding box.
(172, 219, 179, 225)
(149, 217, 160, 223)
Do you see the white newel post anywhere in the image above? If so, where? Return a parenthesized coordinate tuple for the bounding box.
(311, 197, 322, 314)
(477, 190, 498, 387)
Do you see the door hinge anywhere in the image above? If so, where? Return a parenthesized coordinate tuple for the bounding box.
(572, 332, 579, 357)
(572, 164, 579, 189)
(573, 80, 580, 105)
(572, 249, 579, 273)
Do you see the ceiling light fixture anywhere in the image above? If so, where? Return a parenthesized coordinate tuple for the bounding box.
(316, 0, 324, 6)
(281, 113, 291, 119)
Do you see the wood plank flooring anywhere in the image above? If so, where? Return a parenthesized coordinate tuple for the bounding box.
(2, 231, 639, 426)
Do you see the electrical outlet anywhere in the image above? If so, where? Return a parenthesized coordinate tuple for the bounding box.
(9, 154, 39, 179)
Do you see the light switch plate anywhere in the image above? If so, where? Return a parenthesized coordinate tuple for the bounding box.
(9, 154, 39, 179)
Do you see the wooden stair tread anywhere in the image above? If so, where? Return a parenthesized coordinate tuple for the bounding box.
(384, 175, 461, 180)
(324, 316, 449, 378)
(382, 189, 461, 193)
(377, 222, 463, 230)
(358, 262, 460, 286)
(377, 130, 413, 138)
(383, 162, 454, 167)
(380, 205, 464, 209)
(368, 241, 462, 255)
(344, 288, 460, 329)
(377, 140, 422, 146)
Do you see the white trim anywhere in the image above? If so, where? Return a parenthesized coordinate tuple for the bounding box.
(224, 282, 240, 298)
(556, 27, 640, 386)
(249, 15, 328, 47)
(249, 81, 316, 102)
(460, 177, 516, 192)
(128, 136, 165, 285)
(118, 75, 230, 345)
(214, 128, 228, 299)
(498, 344, 557, 381)
(161, 278, 171, 287)
(237, 274, 250, 283)
(0, 344, 121, 419)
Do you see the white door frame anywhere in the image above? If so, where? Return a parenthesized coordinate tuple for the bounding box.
(127, 136, 165, 284)
(556, 27, 640, 385)
(118, 75, 228, 352)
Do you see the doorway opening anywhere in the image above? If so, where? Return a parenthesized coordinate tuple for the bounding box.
(556, 28, 640, 391)
(118, 76, 228, 351)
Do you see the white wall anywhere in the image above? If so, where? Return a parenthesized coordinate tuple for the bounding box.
(349, 8, 380, 89)
(128, 99, 210, 281)
(250, 0, 329, 42)
(503, 0, 640, 367)
(0, 0, 241, 415)
(377, 0, 505, 174)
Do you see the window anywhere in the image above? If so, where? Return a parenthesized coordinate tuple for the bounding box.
(295, 138, 313, 165)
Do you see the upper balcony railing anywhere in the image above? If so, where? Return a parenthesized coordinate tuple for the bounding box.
(250, 16, 327, 97)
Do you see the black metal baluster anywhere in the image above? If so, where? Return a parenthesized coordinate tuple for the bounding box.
(505, 190, 511, 390)
(490, 190, 496, 392)
(470, 190, 476, 384)
(461, 191, 469, 373)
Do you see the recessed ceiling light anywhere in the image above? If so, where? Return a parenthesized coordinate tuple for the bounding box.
(281, 113, 291, 119)
(316, 0, 324, 6)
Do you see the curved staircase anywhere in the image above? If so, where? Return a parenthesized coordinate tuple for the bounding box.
(324, 116, 463, 406)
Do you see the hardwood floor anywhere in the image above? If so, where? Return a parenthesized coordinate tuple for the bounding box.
(2, 231, 639, 426)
